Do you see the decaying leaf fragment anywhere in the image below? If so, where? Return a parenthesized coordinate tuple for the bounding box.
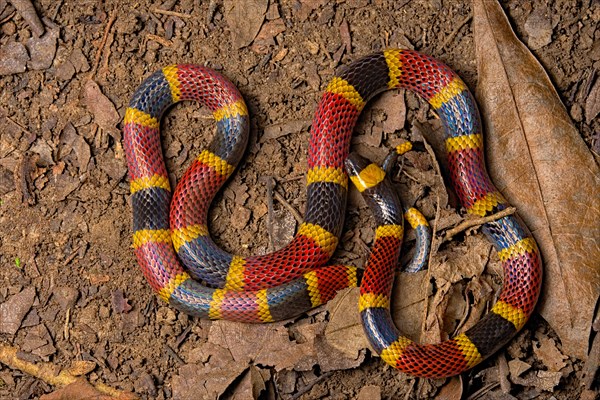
(473, 0, 600, 360)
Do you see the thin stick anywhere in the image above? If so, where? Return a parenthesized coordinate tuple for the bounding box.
(438, 14, 472, 52)
(6, 115, 33, 137)
(0, 344, 137, 399)
(146, 33, 173, 47)
(291, 372, 333, 400)
(63, 307, 70, 341)
(273, 191, 303, 224)
(443, 207, 516, 242)
(152, 8, 192, 19)
(266, 178, 276, 251)
(90, 10, 117, 78)
(164, 344, 185, 365)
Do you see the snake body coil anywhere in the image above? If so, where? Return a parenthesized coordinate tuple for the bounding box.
(123, 50, 542, 378)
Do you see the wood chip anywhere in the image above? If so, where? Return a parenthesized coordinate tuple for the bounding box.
(0, 287, 36, 335)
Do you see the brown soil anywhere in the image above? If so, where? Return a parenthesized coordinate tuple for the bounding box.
(0, 0, 598, 399)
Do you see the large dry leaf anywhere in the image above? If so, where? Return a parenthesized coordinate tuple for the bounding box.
(473, 0, 600, 360)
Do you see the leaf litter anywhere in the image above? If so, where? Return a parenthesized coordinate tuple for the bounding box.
(0, 0, 598, 398)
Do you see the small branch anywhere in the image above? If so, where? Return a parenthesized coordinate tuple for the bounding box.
(6, 115, 34, 137)
(63, 307, 70, 341)
(273, 191, 303, 225)
(146, 33, 173, 47)
(0, 344, 137, 399)
(291, 372, 333, 400)
(438, 14, 472, 52)
(163, 344, 185, 365)
(265, 177, 276, 251)
(443, 207, 516, 243)
(152, 8, 192, 19)
(90, 10, 117, 79)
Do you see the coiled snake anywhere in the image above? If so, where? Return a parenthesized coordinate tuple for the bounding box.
(123, 49, 542, 378)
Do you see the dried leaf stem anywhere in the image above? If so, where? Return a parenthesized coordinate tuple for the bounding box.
(152, 8, 192, 19)
(90, 10, 117, 78)
(442, 207, 516, 243)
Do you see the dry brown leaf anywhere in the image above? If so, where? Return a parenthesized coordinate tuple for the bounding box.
(172, 342, 247, 399)
(325, 272, 429, 355)
(434, 377, 463, 400)
(223, 0, 268, 49)
(511, 370, 562, 392)
(508, 359, 531, 378)
(0, 286, 36, 335)
(389, 271, 430, 342)
(357, 385, 381, 400)
(533, 336, 568, 372)
(585, 78, 600, 123)
(58, 123, 91, 172)
(373, 90, 406, 134)
(324, 287, 371, 357)
(473, 0, 600, 360)
(313, 329, 365, 372)
(81, 80, 121, 140)
(207, 320, 316, 371)
(230, 365, 267, 400)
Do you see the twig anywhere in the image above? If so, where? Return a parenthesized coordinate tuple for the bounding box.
(291, 372, 333, 400)
(279, 174, 303, 183)
(0, 344, 137, 399)
(273, 191, 303, 224)
(99, 27, 115, 78)
(63, 307, 70, 341)
(401, 169, 419, 183)
(163, 344, 185, 365)
(152, 8, 192, 19)
(90, 9, 117, 79)
(174, 322, 195, 348)
(420, 136, 444, 334)
(51, 0, 63, 20)
(438, 14, 472, 52)
(63, 245, 81, 266)
(466, 382, 500, 400)
(0, 11, 16, 24)
(498, 352, 512, 393)
(442, 207, 516, 243)
(6, 115, 34, 137)
(146, 33, 173, 47)
(266, 177, 276, 251)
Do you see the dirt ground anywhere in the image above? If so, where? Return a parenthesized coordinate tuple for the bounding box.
(0, 0, 599, 399)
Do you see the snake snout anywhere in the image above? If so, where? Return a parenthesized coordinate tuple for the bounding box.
(344, 153, 371, 177)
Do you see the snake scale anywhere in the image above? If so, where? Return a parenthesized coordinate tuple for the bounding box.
(123, 49, 542, 378)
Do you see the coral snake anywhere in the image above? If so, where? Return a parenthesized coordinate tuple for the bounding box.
(123, 49, 542, 378)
